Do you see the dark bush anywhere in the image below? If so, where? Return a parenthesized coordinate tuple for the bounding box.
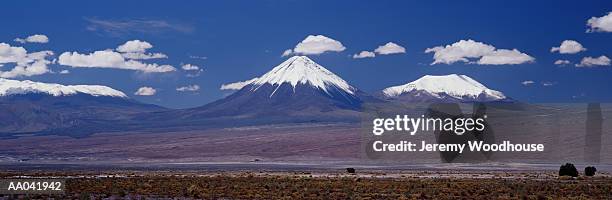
(585, 166, 597, 176)
(559, 163, 578, 177)
(346, 168, 356, 174)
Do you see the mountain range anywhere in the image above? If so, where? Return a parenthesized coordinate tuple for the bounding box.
(0, 56, 513, 137)
(0, 78, 165, 136)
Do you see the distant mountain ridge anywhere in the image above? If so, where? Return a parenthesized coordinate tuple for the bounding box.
(0, 78, 126, 98)
(0, 79, 164, 136)
(381, 74, 509, 102)
(0, 58, 517, 137)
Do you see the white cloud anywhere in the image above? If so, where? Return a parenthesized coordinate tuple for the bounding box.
(542, 82, 556, 87)
(116, 40, 152, 53)
(58, 50, 175, 73)
(374, 42, 406, 55)
(220, 78, 258, 90)
(58, 40, 175, 73)
(116, 40, 167, 60)
(176, 84, 200, 92)
(554, 59, 571, 65)
(134, 87, 156, 96)
(587, 12, 612, 33)
(182, 64, 203, 77)
(0, 43, 53, 78)
(352, 42, 405, 59)
(425, 40, 495, 64)
(181, 63, 200, 71)
(576, 55, 611, 67)
(59, 70, 70, 74)
(288, 35, 346, 56)
(521, 80, 535, 86)
(425, 39, 534, 65)
(281, 49, 293, 57)
(0, 43, 27, 64)
(14, 34, 49, 44)
(550, 40, 586, 54)
(477, 49, 535, 65)
(0, 58, 52, 78)
(353, 51, 375, 59)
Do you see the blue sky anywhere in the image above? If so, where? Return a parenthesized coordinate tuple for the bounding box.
(1, 0, 611, 108)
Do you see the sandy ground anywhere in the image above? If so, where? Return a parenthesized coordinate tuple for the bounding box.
(0, 123, 362, 163)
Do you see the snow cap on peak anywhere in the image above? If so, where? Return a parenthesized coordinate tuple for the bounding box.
(382, 74, 506, 100)
(0, 78, 127, 98)
(251, 56, 355, 96)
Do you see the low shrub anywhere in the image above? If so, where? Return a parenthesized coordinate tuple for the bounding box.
(559, 163, 578, 177)
(585, 166, 597, 176)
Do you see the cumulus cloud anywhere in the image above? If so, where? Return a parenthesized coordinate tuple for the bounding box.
(220, 78, 258, 90)
(283, 35, 346, 56)
(425, 40, 495, 64)
(554, 60, 571, 65)
(425, 39, 534, 65)
(0, 43, 54, 78)
(14, 34, 49, 44)
(521, 80, 535, 86)
(576, 55, 611, 67)
(353, 51, 375, 59)
(281, 49, 293, 57)
(58, 50, 175, 73)
(181, 63, 200, 71)
(182, 64, 203, 77)
(58, 40, 175, 73)
(353, 42, 405, 59)
(134, 87, 156, 96)
(116, 40, 167, 60)
(116, 40, 152, 53)
(477, 49, 535, 65)
(551, 40, 586, 54)
(587, 12, 612, 33)
(374, 42, 406, 55)
(176, 84, 200, 92)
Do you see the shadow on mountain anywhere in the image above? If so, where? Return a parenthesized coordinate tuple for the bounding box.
(0, 93, 165, 138)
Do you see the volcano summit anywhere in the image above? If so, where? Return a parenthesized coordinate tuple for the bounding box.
(381, 74, 508, 102)
(145, 56, 376, 126)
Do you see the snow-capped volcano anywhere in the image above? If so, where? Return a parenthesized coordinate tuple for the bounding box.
(215, 55, 366, 109)
(382, 74, 507, 102)
(227, 56, 356, 97)
(170, 56, 374, 124)
(0, 78, 126, 98)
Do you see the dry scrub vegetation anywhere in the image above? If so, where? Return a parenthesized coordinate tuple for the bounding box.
(1, 172, 611, 199)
